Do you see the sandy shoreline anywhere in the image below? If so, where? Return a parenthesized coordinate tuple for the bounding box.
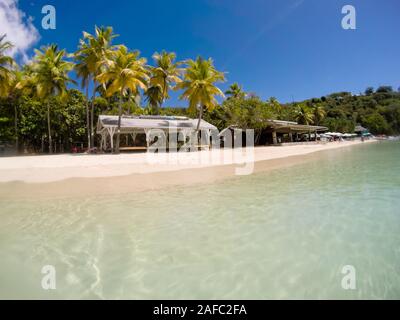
(0, 140, 375, 199)
(0, 140, 373, 183)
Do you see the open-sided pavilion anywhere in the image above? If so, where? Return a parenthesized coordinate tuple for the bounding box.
(97, 115, 217, 151)
(265, 120, 328, 144)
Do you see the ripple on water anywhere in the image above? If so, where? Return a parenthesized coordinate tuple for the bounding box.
(0, 142, 400, 299)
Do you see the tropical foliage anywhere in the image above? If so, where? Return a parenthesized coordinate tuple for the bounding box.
(293, 103, 314, 125)
(225, 83, 245, 99)
(74, 26, 119, 148)
(96, 45, 149, 153)
(176, 57, 225, 130)
(1, 28, 400, 155)
(145, 51, 182, 113)
(0, 35, 15, 97)
(28, 45, 75, 153)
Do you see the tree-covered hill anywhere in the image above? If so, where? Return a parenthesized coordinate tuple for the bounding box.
(204, 85, 400, 136)
(291, 86, 400, 135)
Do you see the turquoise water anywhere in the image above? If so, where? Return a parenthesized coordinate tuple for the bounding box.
(1, 142, 400, 299)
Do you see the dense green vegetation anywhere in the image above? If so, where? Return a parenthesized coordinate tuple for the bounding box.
(204, 86, 400, 139)
(1, 27, 399, 154)
(282, 87, 400, 135)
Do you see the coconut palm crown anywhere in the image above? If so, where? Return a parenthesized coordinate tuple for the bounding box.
(0, 35, 15, 97)
(176, 56, 225, 130)
(225, 82, 245, 99)
(294, 103, 314, 125)
(149, 51, 182, 103)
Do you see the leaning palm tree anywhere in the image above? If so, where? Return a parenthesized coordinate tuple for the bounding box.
(97, 46, 149, 154)
(31, 45, 74, 154)
(225, 82, 245, 99)
(312, 104, 326, 125)
(176, 56, 225, 131)
(0, 35, 15, 97)
(293, 103, 314, 125)
(75, 26, 119, 148)
(148, 51, 182, 111)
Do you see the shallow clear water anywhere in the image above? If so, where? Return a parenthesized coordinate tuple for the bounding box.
(1, 142, 400, 299)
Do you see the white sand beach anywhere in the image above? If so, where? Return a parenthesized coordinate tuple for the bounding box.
(0, 140, 374, 185)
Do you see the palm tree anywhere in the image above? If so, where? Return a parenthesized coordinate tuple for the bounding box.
(0, 36, 18, 149)
(268, 97, 282, 116)
(0, 35, 15, 97)
(225, 83, 245, 99)
(31, 45, 74, 154)
(176, 56, 225, 131)
(97, 46, 149, 154)
(147, 51, 182, 112)
(6, 67, 37, 152)
(294, 103, 314, 125)
(75, 26, 119, 148)
(312, 104, 326, 125)
(145, 84, 163, 114)
(73, 53, 92, 148)
(8, 70, 27, 151)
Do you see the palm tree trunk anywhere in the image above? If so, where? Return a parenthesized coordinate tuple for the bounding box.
(196, 105, 204, 131)
(86, 78, 91, 149)
(196, 105, 204, 148)
(90, 81, 96, 148)
(115, 93, 123, 154)
(160, 79, 167, 111)
(47, 103, 53, 154)
(255, 130, 261, 145)
(14, 104, 18, 153)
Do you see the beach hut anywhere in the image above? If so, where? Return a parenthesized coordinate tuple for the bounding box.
(354, 125, 370, 136)
(263, 120, 328, 145)
(96, 115, 217, 152)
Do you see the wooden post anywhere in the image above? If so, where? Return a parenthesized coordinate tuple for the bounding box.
(131, 133, 137, 146)
(272, 131, 278, 145)
(144, 129, 150, 149)
(106, 127, 115, 152)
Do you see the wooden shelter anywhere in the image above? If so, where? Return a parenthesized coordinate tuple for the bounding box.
(265, 120, 328, 145)
(97, 115, 217, 151)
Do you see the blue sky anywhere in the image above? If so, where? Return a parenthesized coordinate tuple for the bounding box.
(10, 0, 400, 105)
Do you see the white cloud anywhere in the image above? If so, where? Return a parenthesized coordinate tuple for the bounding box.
(0, 0, 40, 61)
